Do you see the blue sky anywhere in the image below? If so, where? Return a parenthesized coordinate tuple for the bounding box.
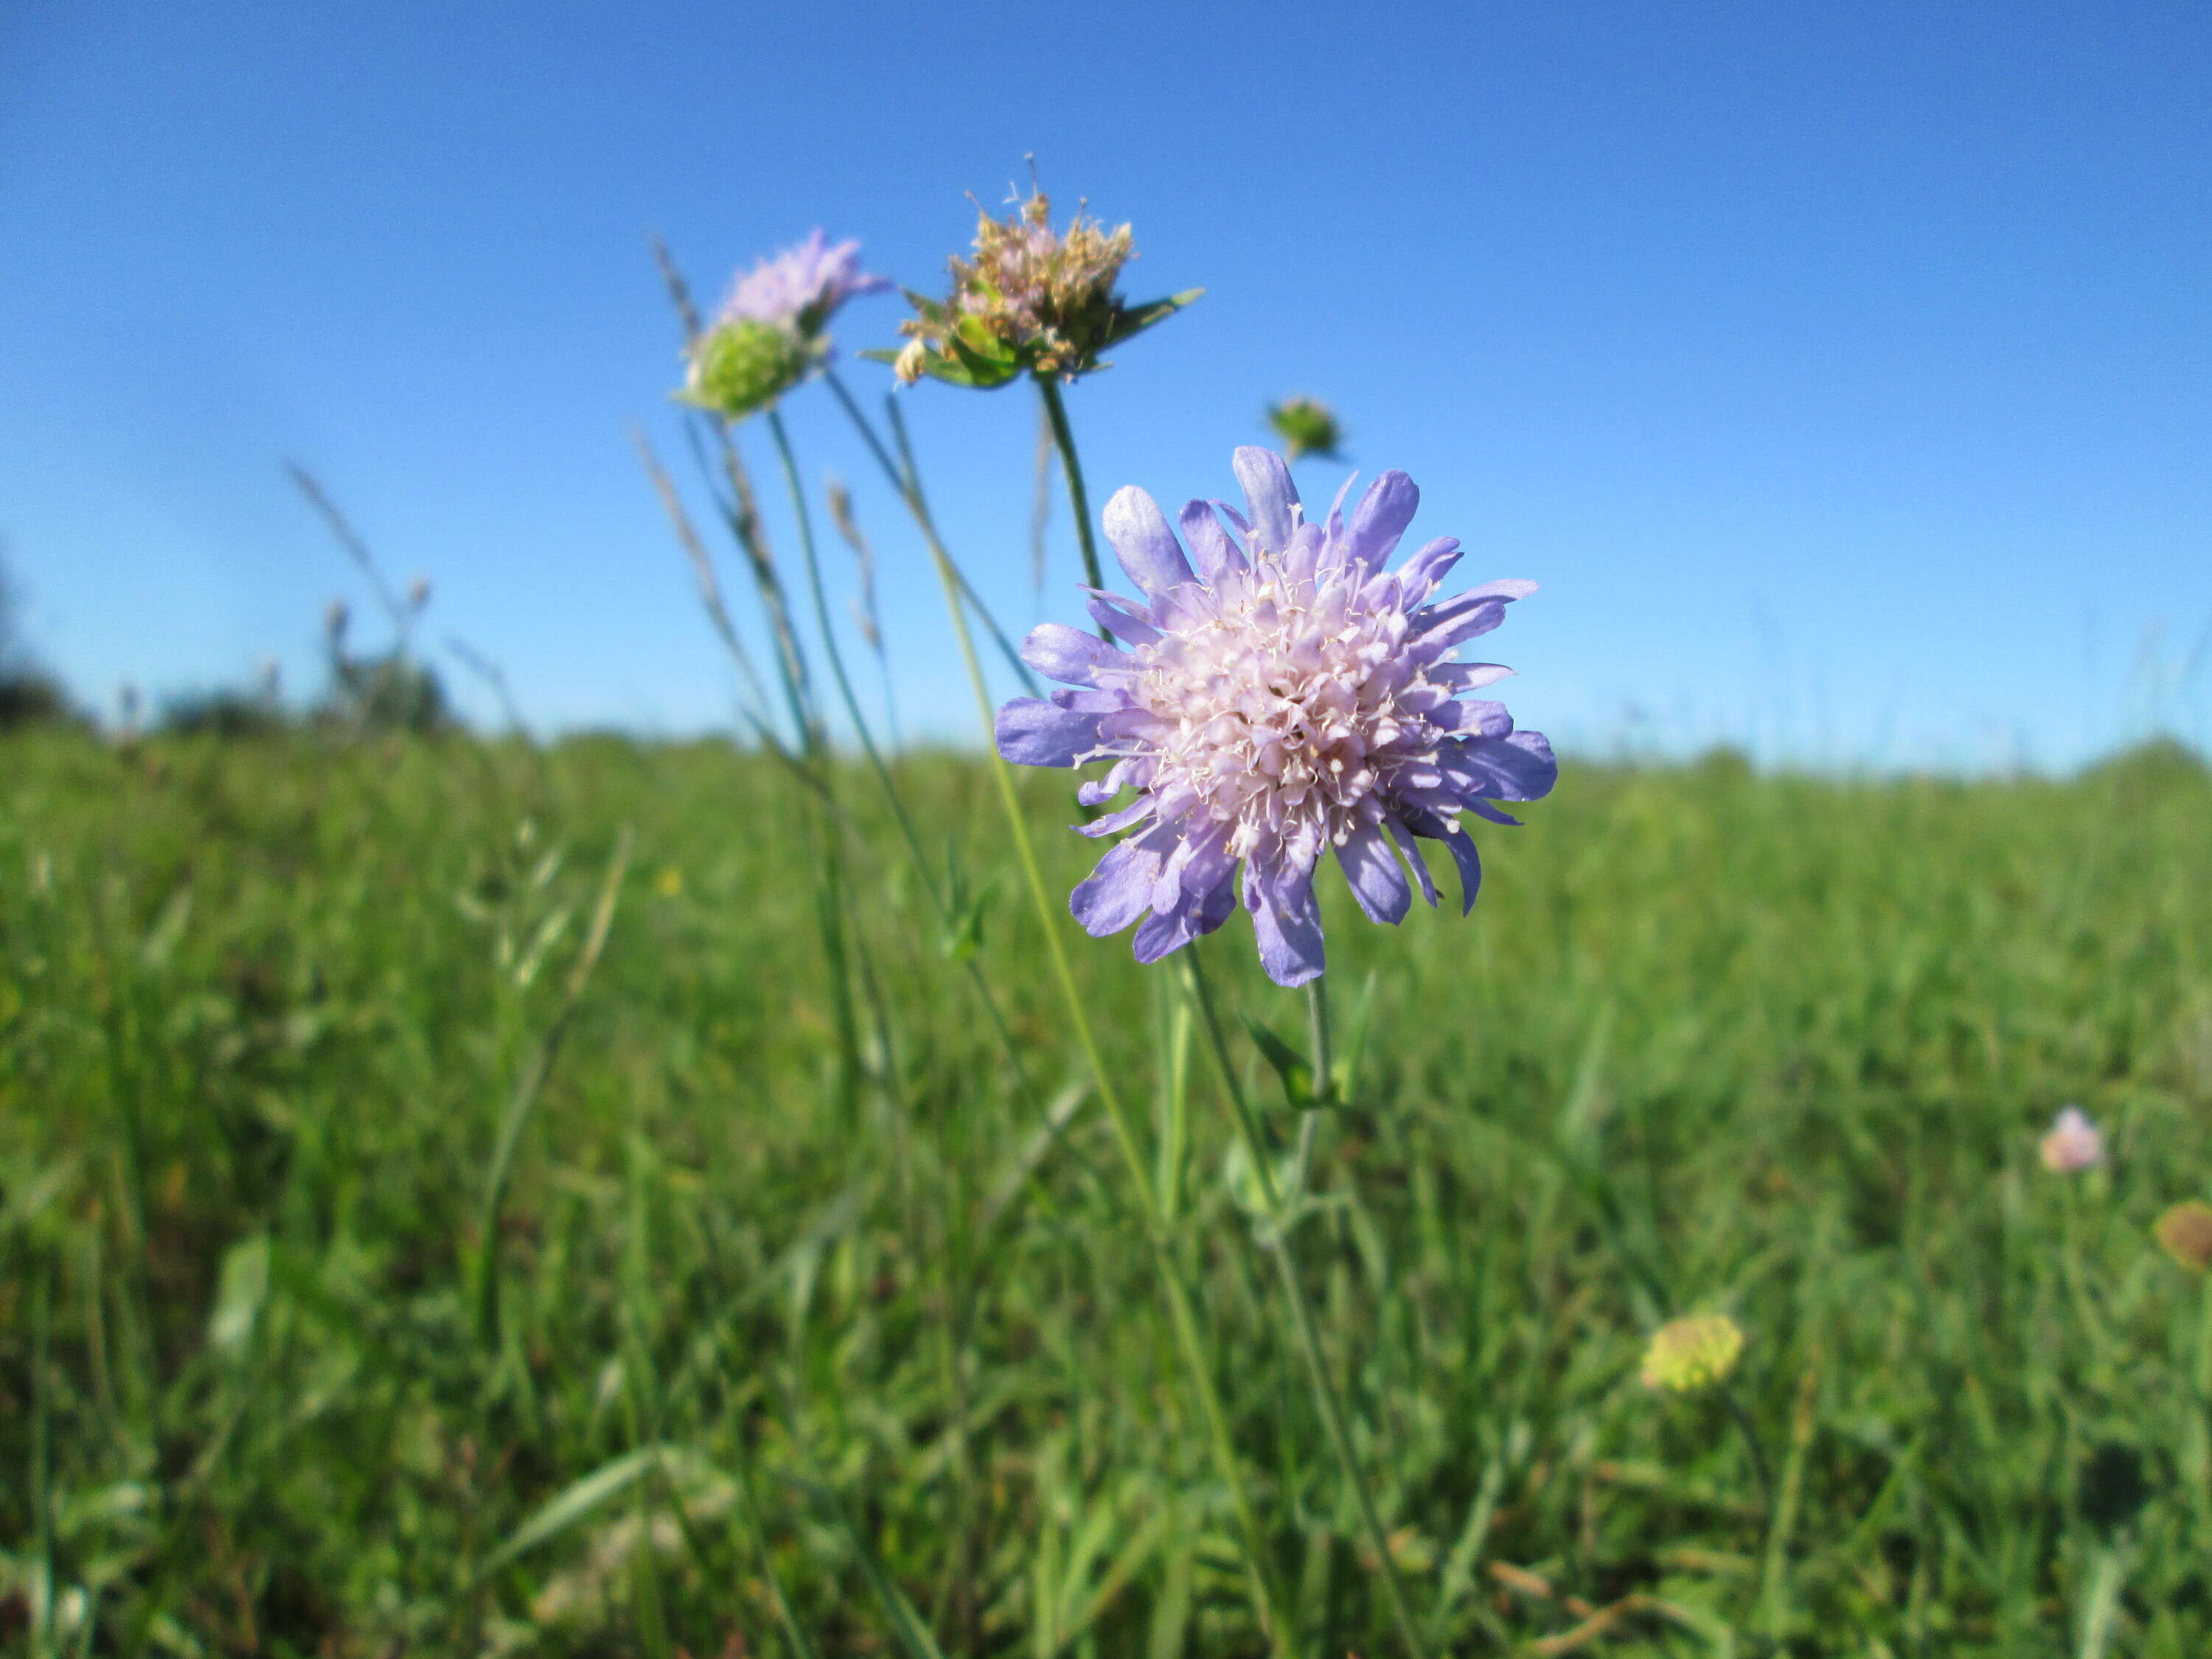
(3, 0, 2207, 766)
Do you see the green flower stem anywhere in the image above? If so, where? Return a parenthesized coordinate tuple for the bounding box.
(1719, 1385, 1777, 1528)
(821, 369, 1037, 697)
(708, 419, 822, 758)
(769, 406, 994, 1617)
(764, 406, 1057, 1224)
(1184, 951, 1433, 1659)
(2196, 1277, 2212, 1518)
(1305, 976, 1335, 1105)
(682, 412, 867, 1117)
(905, 437, 1287, 1647)
(1037, 376, 1107, 600)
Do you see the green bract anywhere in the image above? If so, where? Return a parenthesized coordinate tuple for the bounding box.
(679, 317, 817, 421)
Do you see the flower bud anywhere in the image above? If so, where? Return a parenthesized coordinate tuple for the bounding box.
(1266, 397, 1346, 463)
(1641, 1314, 1745, 1393)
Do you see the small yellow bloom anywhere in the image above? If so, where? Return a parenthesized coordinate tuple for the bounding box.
(1641, 1314, 1745, 1393)
(653, 865, 684, 900)
(2154, 1201, 2212, 1273)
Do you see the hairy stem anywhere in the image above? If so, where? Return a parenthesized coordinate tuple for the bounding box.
(1185, 952, 1433, 1659)
(1037, 376, 1107, 600)
(903, 418, 1287, 1646)
(822, 369, 1037, 696)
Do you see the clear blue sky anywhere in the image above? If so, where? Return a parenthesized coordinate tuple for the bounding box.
(4, 0, 2207, 766)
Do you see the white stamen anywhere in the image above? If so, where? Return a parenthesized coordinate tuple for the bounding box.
(1127, 549, 1444, 864)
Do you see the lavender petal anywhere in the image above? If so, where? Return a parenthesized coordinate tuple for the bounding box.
(995, 698, 1102, 767)
(1103, 485, 1195, 598)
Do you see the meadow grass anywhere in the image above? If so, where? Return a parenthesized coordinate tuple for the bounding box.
(2, 726, 2209, 1655)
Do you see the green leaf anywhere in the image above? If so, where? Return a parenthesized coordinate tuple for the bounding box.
(900, 288, 949, 323)
(1240, 1015, 1317, 1110)
(942, 877, 995, 965)
(1104, 287, 1205, 348)
(947, 333, 1020, 388)
(206, 1234, 271, 1352)
(953, 313, 1018, 365)
(1332, 968, 1380, 1105)
(476, 1444, 675, 1579)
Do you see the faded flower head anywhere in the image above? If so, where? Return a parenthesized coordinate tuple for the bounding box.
(994, 447, 1555, 987)
(2040, 1105, 2104, 1175)
(1267, 397, 1346, 464)
(681, 231, 887, 421)
(1641, 1315, 1745, 1393)
(2155, 1201, 2212, 1273)
(888, 183, 1199, 388)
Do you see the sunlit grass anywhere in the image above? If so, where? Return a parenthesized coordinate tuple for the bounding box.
(3, 728, 2209, 1654)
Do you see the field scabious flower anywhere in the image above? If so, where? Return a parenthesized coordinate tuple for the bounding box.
(2039, 1105, 2104, 1174)
(995, 447, 1555, 987)
(889, 184, 1199, 388)
(681, 230, 888, 420)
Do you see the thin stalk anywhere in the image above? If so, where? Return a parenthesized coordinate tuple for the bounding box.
(1305, 977, 1335, 1105)
(1756, 1361, 1817, 1638)
(1037, 377, 1107, 599)
(764, 407, 1051, 1161)
(801, 793, 864, 1124)
(904, 414, 1287, 1646)
(2196, 1277, 2212, 1523)
(29, 1262, 54, 1658)
(821, 369, 1037, 696)
(647, 246, 820, 753)
(1719, 1386, 1777, 1528)
(1185, 953, 1433, 1659)
(476, 827, 633, 1348)
(649, 413, 863, 1115)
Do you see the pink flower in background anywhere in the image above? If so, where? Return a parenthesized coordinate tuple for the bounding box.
(2039, 1105, 2103, 1174)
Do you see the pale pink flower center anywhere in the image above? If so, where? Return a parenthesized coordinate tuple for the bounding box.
(1129, 554, 1441, 862)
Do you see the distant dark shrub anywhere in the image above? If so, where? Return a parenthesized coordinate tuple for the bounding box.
(316, 652, 451, 735)
(0, 669, 79, 731)
(158, 687, 290, 740)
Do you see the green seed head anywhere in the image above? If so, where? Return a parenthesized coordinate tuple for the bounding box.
(680, 317, 814, 421)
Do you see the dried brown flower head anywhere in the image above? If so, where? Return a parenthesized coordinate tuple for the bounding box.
(2155, 1200, 2212, 1273)
(883, 181, 1199, 388)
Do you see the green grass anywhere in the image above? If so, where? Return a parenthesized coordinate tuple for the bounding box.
(2, 726, 2210, 1655)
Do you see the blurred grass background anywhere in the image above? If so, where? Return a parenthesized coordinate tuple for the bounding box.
(2, 725, 2210, 1655)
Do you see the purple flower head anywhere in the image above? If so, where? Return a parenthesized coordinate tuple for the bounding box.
(995, 447, 1556, 987)
(717, 229, 890, 343)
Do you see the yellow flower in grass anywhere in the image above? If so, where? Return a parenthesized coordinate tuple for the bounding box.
(1641, 1314, 1745, 1393)
(2154, 1201, 2212, 1273)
